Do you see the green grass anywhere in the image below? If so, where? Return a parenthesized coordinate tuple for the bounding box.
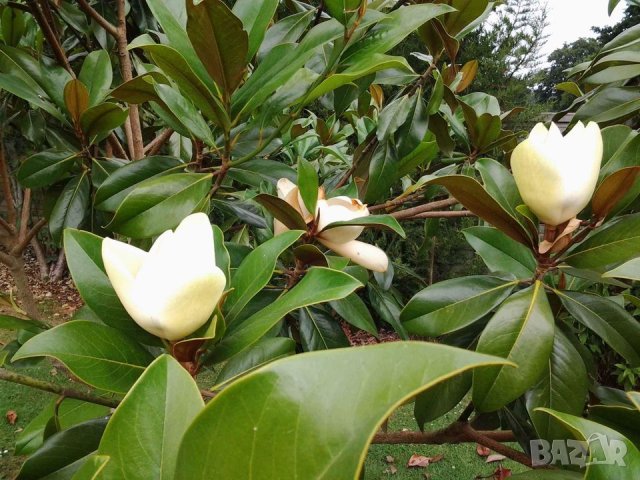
(364, 403, 529, 479)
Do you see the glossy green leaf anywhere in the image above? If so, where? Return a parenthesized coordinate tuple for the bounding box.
(224, 230, 304, 323)
(14, 321, 154, 393)
(49, 173, 90, 244)
(257, 11, 314, 60)
(98, 356, 203, 480)
(563, 214, 640, 269)
(473, 282, 555, 412)
(211, 267, 362, 362)
(330, 292, 377, 336)
(426, 175, 532, 246)
(463, 226, 536, 278)
(526, 330, 589, 441)
(343, 4, 455, 64)
(574, 86, 640, 126)
(589, 404, 640, 447)
(17, 418, 108, 480)
(298, 306, 350, 351)
(79, 50, 112, 107)
(64, 229, 156, 343)
(154, 84, 216, 146)
(297, 158, 319, 216)
(215, 337, 296, 387)
(80, 103, 129, 143)
(94, 156, 184, 211)
(1, 7, 25, 47)
(321, 214, 406, 238)
(368, 283, 409, 340)
(107, 173, 212, 239)
(186, 0, 248, 97)
(401, 275, 517, 337)
(603, 257, 640, 281)
(232, 0, 279, 60)
(71, 455, 110, 480)
(16, 398, 110, 456)
(0, 314, 45, 333)
(414, 372, 470, 430)
(536, 409, 640, 479)
(176, 342, 510, 479)
(17, 150, 77, 189)
(557, 290, 640, 366)
(592, 167, 640, 219)
(475, 157, 523, 220)
(253, 193, 308, 230)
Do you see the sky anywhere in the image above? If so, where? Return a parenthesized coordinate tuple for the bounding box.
(542, 0, 625, 60)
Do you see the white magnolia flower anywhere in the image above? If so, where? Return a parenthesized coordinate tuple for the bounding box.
(274, 178, 389, 272)
(511, 121, 603, 226)
(102, 213, 226, 341)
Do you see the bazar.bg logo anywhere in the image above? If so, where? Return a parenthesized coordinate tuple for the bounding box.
(530, 434, 627, 467)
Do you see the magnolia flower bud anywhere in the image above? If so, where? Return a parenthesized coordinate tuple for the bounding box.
(273, 179, 389, 272)
(511, 121, 603, 227)
(102, 213, 226, 341)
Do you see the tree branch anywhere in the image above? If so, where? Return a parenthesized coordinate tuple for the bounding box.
(461, 422, 534, 468)
(390, 197, 459, 219)
(116, 0, 144, 160)
(18, 188, 31, 240)
(0, 368, 120, 408)
(144, 128, 174, 156)
(11, 218, 47, 255)
(107, 133, 129, 160)
(26, 0, 74, 75)
(75, 0, 118, 37)
(403, 210, 474, 220)
(0, 132, 17, 227)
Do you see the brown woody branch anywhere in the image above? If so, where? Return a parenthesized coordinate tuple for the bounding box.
(404, 210, 474, 219)
(26, 0, 74, 75)
(75, 0, 118, 37)
(372, 427, 514, 445)
(11, 218, 47, 255)
(390, 197, 459, 219)
(144, 128, 174, 156)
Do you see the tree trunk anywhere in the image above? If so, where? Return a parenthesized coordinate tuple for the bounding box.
(9, 256, 41, 320)
(30, 238, 49, 280)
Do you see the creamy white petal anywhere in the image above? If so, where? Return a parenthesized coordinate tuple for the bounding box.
(277, 178, 297, 200)
(317, 197, 369, 243)
(528, 123, 549, 144)
(319, 238, 389, 272)
(102, 238, 148, 312)
(173, 212, 216, 267)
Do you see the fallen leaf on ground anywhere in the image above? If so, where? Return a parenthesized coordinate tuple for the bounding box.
(476, 444, 491, 457)
(385, 455, 395, 464)
(5, 410, 17, 425)
(476, 466, 512, 479)
(408, 454, 431, 468)
(384, 465, 398, 475)
(486, 454, 506, 463)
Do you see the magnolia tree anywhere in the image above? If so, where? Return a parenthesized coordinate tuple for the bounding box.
(1, 0, 640, 479)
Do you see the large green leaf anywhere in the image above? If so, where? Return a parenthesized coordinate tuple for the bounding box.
(342, 4, 455, 64)
(13, 321, 154, 393)
(15, 398, 109, 456)
(557, 290, 640, 366)
(330, 292, 378, 336)
(49, 173, 90, 244)
(298, 306, 350, 351)
(232, 0, 279, 60)
(257, 11, 314, 60)
(97, 356, 203, 480)
(64, 229, 156, 343)
(214, 337, 296, 387)
(176, 342, 509, 479)
(224, 230, 304, 323)
(473, 282, 555, 412)
(106, 173, 212, 239)
(0, 314, 45, 333)
(414, 372, 471, 430)
(79, 50, 112, 107)
(368, 283, 409, 340)
(426, 175, 532, 246)
(16, 150, 77, 189)
(211, 267, 362, 362)
(401, 275, 517, 336)
(253, 193, 308, 230)
(563, 214, 640, 269)
(603, 257, 640, 281)
(475, 157, 523, 220)
(321, 214, 406, 238)
(94, 156, 184, 211)
(80, 103, 129, 144)
(153, 84, 216, 146)
(186, 0, 248, 98)
(324, 0, 363, 24)
(526, 330, 589, 441)
(16, 418, 108, 480)
(463, 226, 536, 278)
(536, 409, 640, 479)
(574, 86, 640, 126)
(589, 404, 640, 447)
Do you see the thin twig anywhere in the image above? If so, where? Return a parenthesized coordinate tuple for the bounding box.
(461, 423, 534, 468)
(11, 218, 47, 255)
(107, 133, 129, 160)
(390, 197, 459, 219)
(26, 0, 74, 75)
(402, 210, 474, 220)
